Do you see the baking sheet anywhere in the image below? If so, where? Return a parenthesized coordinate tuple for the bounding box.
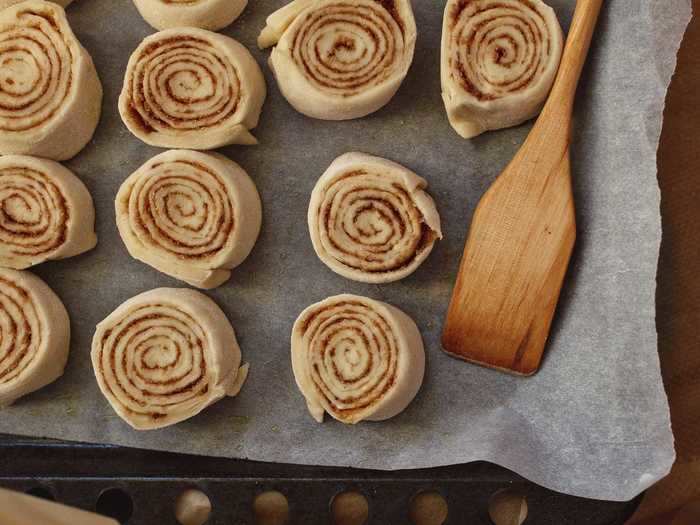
(0, 0, 690, 502)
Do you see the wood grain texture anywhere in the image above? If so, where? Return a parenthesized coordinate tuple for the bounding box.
(442, 0, 603, 375)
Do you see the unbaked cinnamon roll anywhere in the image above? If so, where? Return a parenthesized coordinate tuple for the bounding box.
(119, 28, 266, 149)
(292, 294, 425, 424)
(0, 1, 102, 160)
(0, 0, 72, 10)
(258, 0, 417, 120)
(0, 268, 70, 407)
(0, 155, 96, 270)
(132, 0, 248, 31)
(91, 288, 249, 430)
(441, 0, 563, 138)
(116, 150, 262, 289)
(308, 152, 441, 283)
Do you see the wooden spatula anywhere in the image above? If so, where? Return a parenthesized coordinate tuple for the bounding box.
(442, 0, 604, 376)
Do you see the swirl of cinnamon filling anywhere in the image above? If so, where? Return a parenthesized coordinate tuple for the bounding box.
(119, 28, 266, 149)
(116, 150, 261, 289)
(0, 155, 96, 270)
(0, 1, 102, 160)
(132, 0, 248, 31)
(259, 0, 416, 120)
(291, 294, 425, 424)
(441, 0, 563, 138)
(0, 268, 70, 407)
(91, 288, 248, 430)
(308, 152, 442, 283)
(0, 0, 73, 8)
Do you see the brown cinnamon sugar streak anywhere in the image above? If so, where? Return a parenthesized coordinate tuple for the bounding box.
(291, 293, 425, 424)
(0, 165, 69, 258)
(129, 160, 234, 261)
(0, 276, 40, 385)
(447, 0, 551, 101)
(302, 301, 399, 420)
(0, 268, 69, 407)
(92, 288, 247, 429)
(126, 37, 242, 133)
(291, 3, 402, 95)
(116, 150, 261, 289)
(96, 303, 209, 420)
(316, 170, 432, 274)
(120, 27, 264, 148)
(0, 9, 74, 132)
(440, 0, 563, 138)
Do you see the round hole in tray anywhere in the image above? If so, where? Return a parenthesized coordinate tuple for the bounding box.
(253, 490, 289, 525)
(331, 491, 369, 525)
(25, 485, 54, 501)
(488, 488, 528, 525)
(95, 487, 134, 524)
(409, 491, 448, 525)
(174, 488, 212, 525)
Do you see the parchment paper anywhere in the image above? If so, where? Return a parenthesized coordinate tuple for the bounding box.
(0, 0, 690, 502)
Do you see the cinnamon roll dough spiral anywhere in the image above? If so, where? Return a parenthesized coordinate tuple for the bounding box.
(258, 0, 417, 120)
(292, 294, 425, 424)
(116, 150, 262, 289)
(91, 288, 249, 430)
(132, 0, 248, 32)
(441, 0, 563, 138)
(0, 0, 72, 9)
(0, 268, 70, 407)
(308, 152, 442, 283)
(0, 155, 96, 270)
(0, 1, 102, 160)
(119, 28, 266, 149)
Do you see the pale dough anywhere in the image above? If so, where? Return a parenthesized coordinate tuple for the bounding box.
(116, 150, 262, 289)
(119, 28, 266, 149)
(441, 0, 563, 138)
(91, 288, 249, 430)
(259, 0, 417, 120)
(0, 0, 72, 9)
(132, 0, 247, 31)
(0, 155, 96, 269)
(308, 152, 442, 283)
(0, 1, 102, 160)
(292, 294, 425, 424)
(0, 268, 70, 407)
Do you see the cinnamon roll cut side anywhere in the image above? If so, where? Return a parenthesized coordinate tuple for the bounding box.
(0, 268, 70, 407)
(291, 294, 425, 424)
(0, 1, 102, 160)
(116, 150, 261, 289)
(0, 155, 96, 270)
(441, 0, 563, 138)
(0, 0, 72, 10)
(119, 28, 266, 149)
(259, 0, 417, 120)
(308, 152, 442, 284)
(91, 288, 248, 430)
(132, 0, 248, 31)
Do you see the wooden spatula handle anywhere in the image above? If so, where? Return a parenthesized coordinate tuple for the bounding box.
(542, 0, 605, 119)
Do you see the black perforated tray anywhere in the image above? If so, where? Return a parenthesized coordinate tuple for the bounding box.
(0, 435, 641, 524)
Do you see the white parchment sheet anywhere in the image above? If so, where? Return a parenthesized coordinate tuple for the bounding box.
(0, 0, 691, 502)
